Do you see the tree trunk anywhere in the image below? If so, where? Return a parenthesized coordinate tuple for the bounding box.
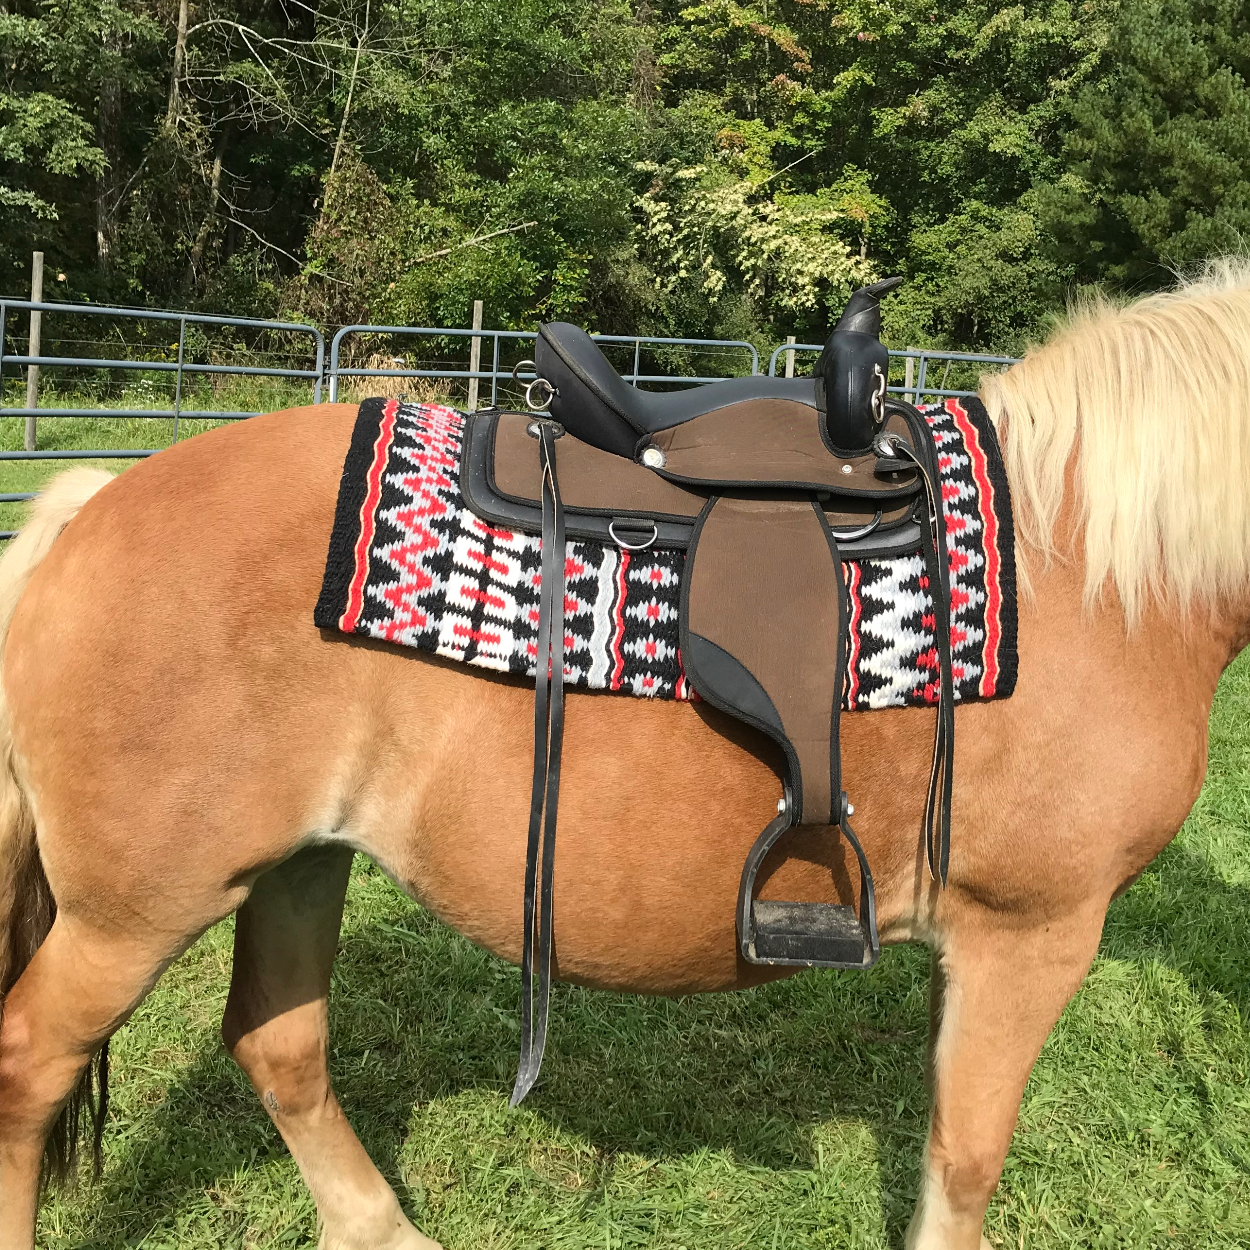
(188, 125, 230, 285)
(631, 1, 658, 112)
(96, 60, 121, 275)
(167, 0, 190, 128)
(330, 0, 369, 180)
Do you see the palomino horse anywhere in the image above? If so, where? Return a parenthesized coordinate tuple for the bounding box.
(1, 264, 1249, 1250)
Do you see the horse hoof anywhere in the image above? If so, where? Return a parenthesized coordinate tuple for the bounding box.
(317, 1223, 442, 1250)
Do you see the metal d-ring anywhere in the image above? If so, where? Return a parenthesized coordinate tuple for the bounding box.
(511, 359, 557, 412)
(830, 510, 882, 542)
(608, 519, 659, 551)
(524, 377, 556, 411)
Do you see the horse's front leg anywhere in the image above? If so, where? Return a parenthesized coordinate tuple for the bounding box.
(905, 902, 1106, 1250)
(221, 845, 440, 1250)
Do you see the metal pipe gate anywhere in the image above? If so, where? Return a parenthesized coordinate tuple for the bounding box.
(0, 298, 1020, 538)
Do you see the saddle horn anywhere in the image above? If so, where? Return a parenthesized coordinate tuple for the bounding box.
(816, 276, 904, 454)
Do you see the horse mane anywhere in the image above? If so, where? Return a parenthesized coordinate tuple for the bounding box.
(980, 256, 1250, 623)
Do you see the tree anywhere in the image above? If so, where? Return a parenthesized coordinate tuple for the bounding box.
(2, 0, 1246, 354)
(1040, 0, 1250, 288)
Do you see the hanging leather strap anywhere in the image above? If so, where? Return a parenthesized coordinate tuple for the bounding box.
(511, 421, 566, 1106)
(884, 401, 955, 886)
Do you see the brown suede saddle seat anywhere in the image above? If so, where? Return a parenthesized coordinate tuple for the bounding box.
(476, 280, 957, 1105)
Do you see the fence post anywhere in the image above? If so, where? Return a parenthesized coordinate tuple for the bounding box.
(172, 317, 186, 443)
(904, 351, 915, 404)
(24, 252, 43, 452)
(467, 300, 483, 411)
(784, 334, 796, 378)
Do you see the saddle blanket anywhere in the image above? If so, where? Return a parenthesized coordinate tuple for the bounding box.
(315, 398, 1017, 710)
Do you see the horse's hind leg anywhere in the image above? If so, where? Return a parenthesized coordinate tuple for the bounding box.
(221, 845, 440, 1250)
(0, 916, 175, 1250)
(904, 905, 1106, 1250)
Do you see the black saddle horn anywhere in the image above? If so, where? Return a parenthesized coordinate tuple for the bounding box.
(816, 276, 903, 454)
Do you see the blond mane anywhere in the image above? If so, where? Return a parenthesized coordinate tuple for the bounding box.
(980, 258, 1250, 622)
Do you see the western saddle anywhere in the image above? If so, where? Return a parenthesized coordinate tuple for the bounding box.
(459, 278, 955, 1104)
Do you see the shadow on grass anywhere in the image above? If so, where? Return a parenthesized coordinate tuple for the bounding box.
(69, 835, 1250, 1249)
(1103, 839, 1250, 1014)
(67, 871, 932, 1246)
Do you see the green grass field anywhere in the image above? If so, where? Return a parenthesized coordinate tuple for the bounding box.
(12, 407, 1250, 1248)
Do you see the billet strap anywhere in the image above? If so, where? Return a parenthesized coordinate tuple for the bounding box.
(511, 421, 566, 1106)
(883, 400, 955, 886)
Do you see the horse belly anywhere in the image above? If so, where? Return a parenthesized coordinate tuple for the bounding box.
(354, 663, 939, 995)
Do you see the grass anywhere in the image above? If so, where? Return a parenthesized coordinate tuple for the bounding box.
(13, 401, 1250, 1248)
(24, 657, 1250, 1247)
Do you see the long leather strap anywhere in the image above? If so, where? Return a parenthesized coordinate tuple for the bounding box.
(511, 422, 566, 1106)
(886, 402, 955, 885)
(918, 460, 955, 885)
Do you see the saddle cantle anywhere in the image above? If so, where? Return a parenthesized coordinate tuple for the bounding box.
(490, 279, 956, 1105)
(533, 324, 817, 458)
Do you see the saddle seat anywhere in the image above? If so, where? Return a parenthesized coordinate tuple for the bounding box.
(535, 321, 815, 458)
(535, 275, 905, 462)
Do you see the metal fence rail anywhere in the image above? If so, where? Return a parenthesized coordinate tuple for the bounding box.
(327, 326, 760, 404)
(0, 297, 1023, 538)
(0, 299, 326, 534)
(767, 342, 1020, 399)
(0, 298, 325, 439)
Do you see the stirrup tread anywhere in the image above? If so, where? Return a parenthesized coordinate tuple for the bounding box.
(747, 899, 876, 969)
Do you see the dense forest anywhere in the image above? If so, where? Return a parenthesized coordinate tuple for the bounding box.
(2, 0, 1248, 352)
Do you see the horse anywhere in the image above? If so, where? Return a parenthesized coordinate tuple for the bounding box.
(2, 261, 1249, 1250)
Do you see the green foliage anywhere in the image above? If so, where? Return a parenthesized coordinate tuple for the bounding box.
(0, 3, 110, 223)
(0, 0, 1246, 352)
(1039, 0, 1250, 287)
(634, 157, 872, 330)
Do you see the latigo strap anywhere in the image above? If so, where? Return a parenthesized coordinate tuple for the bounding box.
(511, 420, 566, 1107)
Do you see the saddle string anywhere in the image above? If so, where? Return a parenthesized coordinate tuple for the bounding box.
(511, 422, 566, 1106)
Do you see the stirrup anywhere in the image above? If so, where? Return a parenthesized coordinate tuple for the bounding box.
(737, 793, 880, 970)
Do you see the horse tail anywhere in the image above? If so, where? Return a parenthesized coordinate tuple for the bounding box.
(0, 467, 115, 1181)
